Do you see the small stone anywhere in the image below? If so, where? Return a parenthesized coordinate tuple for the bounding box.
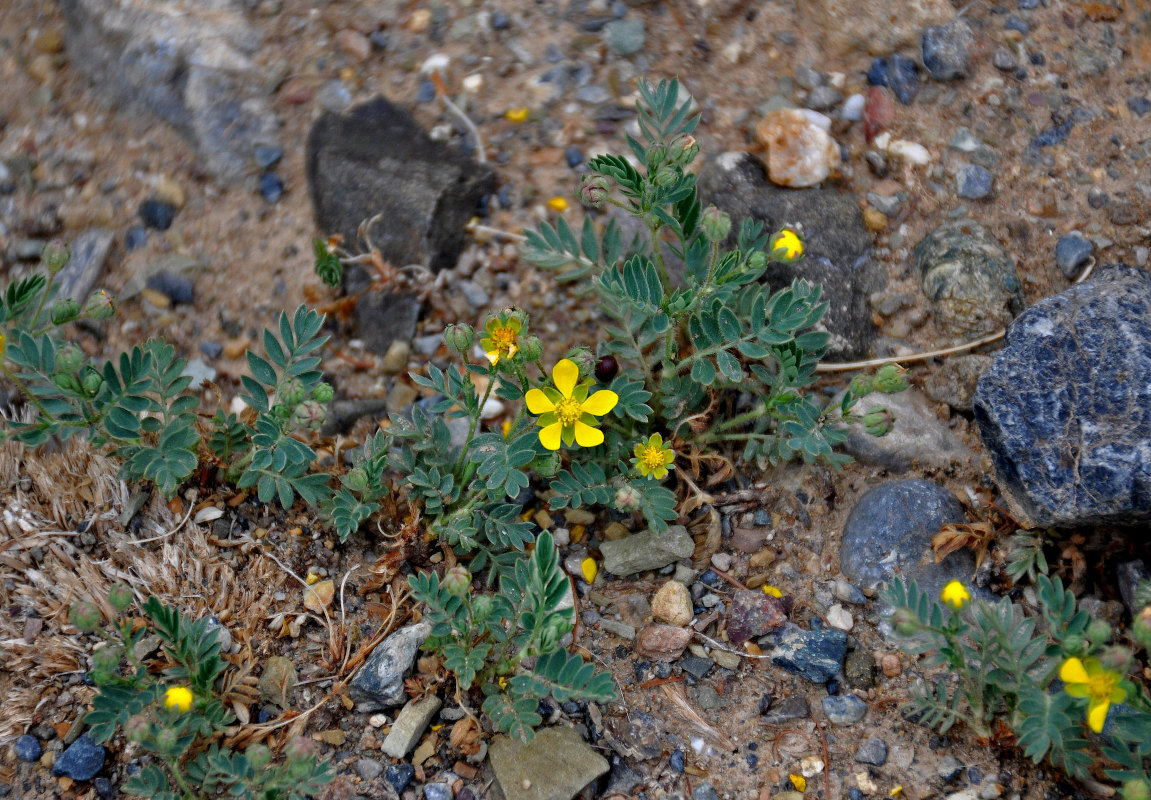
(670, 749, 685, 773)
(349, 621, 432, 711)
(146, 271, 195, 306)
(840, 93, 866, 121)
(692, 782, 721, 800)
(822, 694, 868, 725)
(726, 589, 788, 643)
(603, 19, 645, 56)
(565, 146, 584, 167)
(316, 729, 345, 746)
(956, 165, 993, 200)
(34, 30, 65, 53)
(762, 695, 809, 725)
(379, 339, 410, 374)
(652, 581, 693, 626)
(712, 650, 741, 670)
(93, 776, 115, 798)
(386, 763, 415, 794)
(600, 619, 636, 639)
(921, 20, 973, 81)
(259, 173, 284, 203)
(424, 784, 452, 800)
(138, 198, 178, 231)
(710, 552, 732, 571)
(993, 47, 1017, 71)
(1054, 234, 1094, 279)
(254, 145, 283, 169)
(600, 525, 694, 575)
(833, 580, 867, 605)
(679, 656, 714, 680)
(490, 726, 608, 800)
(51, 734, 105, 781)
(334, 29, 371, 62)
(1128, 97, 1151, 117)
(459, 279, 490, 308)
(881, 653, 902, 678)
(853, 737, 888, 766)
(258, 656, 298, 709)
(771, 626, 847, 683)
(863, 87, 895, 141)
(867, 55, 920, 105)
(863, 208, 887, 231)
(576, 85, 612, 105)
(15, 735, 42, 762)
(317, 80, 353, 112)
(636, 624, 693, 661)
(826, 604, 853, 631)
(382, 695, 441, 758)
(755, 108, 839, 188)
(844, 650, 876, 689)
(806, 86, 842, 111)
(795, 66, 825, 90)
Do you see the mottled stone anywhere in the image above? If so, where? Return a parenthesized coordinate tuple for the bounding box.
(349, 621, 431, 711)
(921, 19, 973, 81)
(726, 590, 788, 644)
(771, 625, 847, 683)
(51, 734, 104, 781)
(755, 108, 840, 188)
(854, 736, 888, 765)
(974, 264, 1151, 527)
(635, 624, 693, 661)
(841, 389, 974, 472)
(762, 695, 810, 724)
(651, 581, 693, 627)
(822, 694, 868, 725)
(600, 525, 694, 576)
(489, 726, 609, 800)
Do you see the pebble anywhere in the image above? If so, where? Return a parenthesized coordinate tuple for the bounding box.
(1128, 97, 1151, 117)
(565, 146, 584, 167)
(259, 173, 284, 203)
(1031, 120, 1074, 149)
(125, 227, 148, 250)
(693, 783, 721, 800)
(826, 604, 853, 631)
(146, 271, 195, 305)
(334, 29, 371, 61)
(710, 552, 732, 571)
(354, 758, 384, 781)
(386, 763, 415, 794)
(253, 144, 283, 169)
(762, 695, 809, 725)
(635, 623, 693, 661)
(576, 85, 612, 104)
(840, 93, 866, 121)
(679, 656, 714, 680)
(51, 734, 105, 781)
(669, 749, 685, 773)
(955, 164, 993, 199)
(652, 581, 693, 626)
(138, 198, 178, 231)
(14, 735, 42, 762)
(727, 589, 788, 643)
(458, 280, 489, 308)
(806, 86, 842, 111)
(316, 80, 352, 112)
(833, 579, 867, 605)
(771, 626, 847, 683)
(939, 755, 964, 781)
(854, 737, 888, 766)
(795, 66, 824, 90)
(754, 108, 839, 187)
(603, 19, 645, 56)
(94, 777, 115, 798)
(424, 784, 452, 800)
(866, 55, 920, 105)
(822, 694, 868, 725)
(992, 47, 1018, 71)
(491, 9, 511, 29)
(921, 20, 972, 81)
(1054, 234, 1094, 279)
(880, 653, 902, 678)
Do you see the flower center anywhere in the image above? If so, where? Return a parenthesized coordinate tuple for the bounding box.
(638, 445, 665, 471)
(556, 398, 582, 426)
(1087, 673, 1117, 702)
(489, 324, 517, 353)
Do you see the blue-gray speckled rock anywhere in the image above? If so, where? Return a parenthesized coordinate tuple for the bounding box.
(839, 480, 970, 596)
(974, 264, 1151, 527)
(51, 734, 105, 781)
(770, 625, 847, 683)
(822, 694, 868, 725)
(349, 621, 431, 711)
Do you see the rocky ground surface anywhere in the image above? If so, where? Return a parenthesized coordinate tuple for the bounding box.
(2, 0, 1151, 798)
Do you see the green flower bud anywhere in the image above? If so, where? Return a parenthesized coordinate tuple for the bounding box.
(891, 607, 918, 637)
(82, 290, 116, 320)
(81, 368, 104, 396)
(536, 616, 569, 653)
(565, 347, 595, 380)
(442, 566, 471, 597)
(246, 744, 273, 770)
(108, 583, 134, 612)
(289, 400, 326, 433)
(70, 601, 102, 632)
(1123, 779, 1151, 800)
(531, 449, 560, 478)
(51, 298, 82, 325)
(1099, 645, 1134, 676)
(652, 165, 679, 188)
(667, 134, 699, 166)
(579, 175, 611, 208)
(91, 645, 121, 677)
(645, 144, 668, 166)
(874, 363, 909, 394)
(1061, 633, 1087, 657)
(42, 240, 71, 275)
(700, 206, 732, 243)
(343, 468, 369, 493)
(53, 371, 82, 394)
(281, 381, 307, 407)
(311, 382, 334, 403)
(124, 714, 151, 743)
(1133, 607, 1151, 651)
(849, 374, 874, 397)
(54, 343, 85, 375)
(284, 736, 317, 762)
(443, 323, 475, 356)
(613, 484, 642, 513)
(471, 595, 495, 623)
(154, 727, 179, 754)
(520, 335, 543, 363)
(747, 251, 768, 270)
(862, 407, 895, 437)
(1086, 619, 1112, 645)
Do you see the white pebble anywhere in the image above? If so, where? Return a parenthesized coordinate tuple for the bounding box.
(690, 736, 706, 755)
(462, 73, 483, 92)
(798, 108, 833, 131)
(369, 713, 389, 727)
(840, 93, 866, 122)
(420, 53, 451, 75)
(480, 397, 505, 420)
(800, 756, 825, 777)
(710, 552, 733, 571)
(888, 139, 932, 165)
(827, 603, 854, 631)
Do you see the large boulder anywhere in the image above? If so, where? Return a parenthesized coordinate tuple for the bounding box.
(61, 0, 279, 183)
(974, 264, 1151, 528)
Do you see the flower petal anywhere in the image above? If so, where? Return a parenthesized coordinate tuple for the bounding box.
(553, 359, 579, 399)
(1087, 698, 1110, 733)
(573, 420, 605, 447)
(485, 350, 500, 365)
(538, 422, 563, 451)
(581, 389, 618, 416)
(1060, 657, 1089, 685)
(525, 388, 556, 414)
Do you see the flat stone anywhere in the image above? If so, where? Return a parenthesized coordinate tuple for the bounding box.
(726, 589, 788, 644)
(14, 735, 41, 762)
(956, 165, 994, 200)
(51, 734, 104, 781)
(771, 625, 847, 683)
(635, 624, 693, 661)
(822, 694, 868, 725)
(841, 389, 974, 472)
(762, 695, 810, 724)
(381, 695, 441, 758)
(854, 736, 888, 765)
(600, 525, 694, 576)
(55, 228, 113, 304)
(489, 726, 609, 800)
(974, 264, 1151, 527)
(1054, 234, 1094, 279)
(353, 757, 384, 781)
(921, 19, 973, 81)
(599, 619, 636, 639)
(257, 656, 297, 709)
(349, 621, 432, 711)
(679, 656, 714, 680)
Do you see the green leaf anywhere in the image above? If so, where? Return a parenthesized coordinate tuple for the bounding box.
(690, 358, 716, 386)
(716, 350, 742, 382)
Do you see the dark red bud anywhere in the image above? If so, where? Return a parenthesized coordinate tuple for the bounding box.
(595, 355, 619, 383)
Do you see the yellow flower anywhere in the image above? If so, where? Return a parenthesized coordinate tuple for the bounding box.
(164, 686, 194, 713)
(547, 196, 569, 212)
(940, 580, 970, 610)
(1060, 657, 1127, 733)
(505, 107, 529, 123)
(631, 433, 675, 480)
(771, 228, 804, 260)
(525, 359, 618, 450)
(481, 315, 522, 366)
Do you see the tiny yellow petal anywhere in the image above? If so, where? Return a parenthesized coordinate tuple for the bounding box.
(501, 419, 513, 437)
(763, 585, 783, 598)
(1087, 699, 1110, 733)
(1060, 657, 1089, 685)
(573, 419, 605, 447)
(505, 107, 529, 123)
(773, 228, 804, 259)
(498, 677, 508, 689)
(431, 724, 445, 732)
(164, 686, 194, 713)
(790, 774, 806, 792)
(552, 359, 579, 399)
(581, 557, 598, 584)
(580, 389, 618, 417)
(539, 421, 563, 451)
(547, 196, 569, 212)
(890, 786, 903, 798)
(525, 387, 556, 414)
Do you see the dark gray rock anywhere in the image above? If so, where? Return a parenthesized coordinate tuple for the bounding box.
(854, 737, 888, 765)
(60, 0, 279, 183)
(698, 151, 883, 360)
(348, 621, 431, 711)
(385, 763, 415, 794)
(52, 734, 105, 781)
(974, 264, 1151, 528)
(14, 735, 41, 762)
(1118, 560, 1151, 616)
(841, 389, 974, 472)
(806, 86, 843, 111)
(822, 694, 868, 725)
(307, 96, 495, 273)
(913, 220, 1023, 341)
(956, 165, 994, 200)
(762, 695, 809, 724)
(921, 20, 973, 81)
(867, 55, 920, 105)
(350, 289, 422, 358)
(1054, 234, 1094, 279)
(56, 229, 113, 304)
(839, 480, 971, 596)
(353, 758, 384, 781)
(770, 625, 847, 683)
(678, 656, 714, 680)
(146, 271, 196, 305)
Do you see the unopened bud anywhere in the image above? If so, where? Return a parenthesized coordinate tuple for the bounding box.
(1123, 780, 1151, 800)
(531, 449, 560, 478)
(1086, 619, 1112, 645)
(874, 363, 909, 394)
(70, 601, 102, 632)
(862, 407, 895, 437)
(565, 347, 595, 380)
(668, 134, 699, 165)
(91, 645, 121, 676)
(443, 323, 475, 356)
(1133, 607, 1151, 651)
(82, 290, 116, 320)
(51, 298, 82, 325)
(108, 583, 134, 612)
(246, 744, 273, 770)
(891, 607, 918, 637)
(700, 206, 732, 243)
(579, 175, 611, 208)
(520, 335, 543, 363)
(443, 566, 471, 597)
(311, 382, 334, 404)
(284, 736, 317, 762)
(613, 484, 642, 513)
(289, 400, 326, 433)
(54, 342, 85, 374)
(652, 166, 679, 188)
(1062, 633, 1087, 658)
(42, 240, 70, 275)
(344, 468, 368, 493)
(1099, 645, 1134, 676)
(154, 727, 178, 753)
(81, 368, 104, 395)
(124, 715, 150, 743)
(747, 251, 768, 270)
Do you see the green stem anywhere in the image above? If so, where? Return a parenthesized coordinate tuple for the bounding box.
(0, 362, 53, 419)
(716, 402, 767, 433)
(454, 378, 494, 475)
(28, 273, 57, 329)
(645, 216, 672, 292)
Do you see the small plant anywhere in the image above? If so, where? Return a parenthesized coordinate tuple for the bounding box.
(73, 588, 333, 800)
(884, 576, 1151, 798)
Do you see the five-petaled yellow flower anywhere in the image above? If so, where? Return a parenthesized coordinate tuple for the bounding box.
(632, 433, 676, 480)
(481, 316, 522, 366)
(771, 228, 804, 260)
(940, 580, 970, 610)
(164, 686, 194, 713)
(525, 359, 617, 450)
(1061, 657, 1126, 733)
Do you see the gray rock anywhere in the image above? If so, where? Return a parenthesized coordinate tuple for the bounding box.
(306, 96, 495, 272)
(56, 229, 113, 304)
(923, 354, 992, 413)
(14, 735, 41, 763)
(679, 656, 714, 679)
(993, 46, 1018, 71)
(354, 757, 384, 781)
(913, 220, 1023, 341)
(841, 389, 974, 472)
(956, 165, 994, 200)
(770, 625, 847, 683)
(938, 754, 964, 781)
(121, 254, 207, 302)
(600, 525, 694, 576)
(974, 264, 1151, 527)
(806, 86, 843, 111)
(349, 621, 432, 711)
(762, 695, 810, 724)
(692, 783, 721, 800)
(1118, 560, 1151, 616)
(181, 358, 217, 391)
(257, 656, 297, 709)
(603, 19, 645, 56)
(599, 619, 636, 639)
(866, 191, 905, 217)
(822, 694, 868, 725)
(423, 784, 452, 800)
(698, 151, 883, 360)
(51, 734, 105, 781)
(854, 736, 888, 765)
(60, 0, 279, 183)
(921, 20, 973, 81)
(489, 726, 609, 800)
(351, 289, 422, 358)
(382, 695, 441, 758)
(1054, 234, 1094, 279)
(320, 397, 393, 436)
(839, 480, 971, 597)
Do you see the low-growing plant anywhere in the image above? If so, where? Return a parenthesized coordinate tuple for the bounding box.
(72, 588, 333, 800)
(885, 576, 1151, 799)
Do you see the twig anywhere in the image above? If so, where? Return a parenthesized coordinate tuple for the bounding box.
(468, 222, 527, 243)
(433, 70, 486, 164)
(693, 630, 773, 660)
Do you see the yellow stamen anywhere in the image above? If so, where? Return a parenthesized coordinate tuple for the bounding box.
(556, 398, 582, 426)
